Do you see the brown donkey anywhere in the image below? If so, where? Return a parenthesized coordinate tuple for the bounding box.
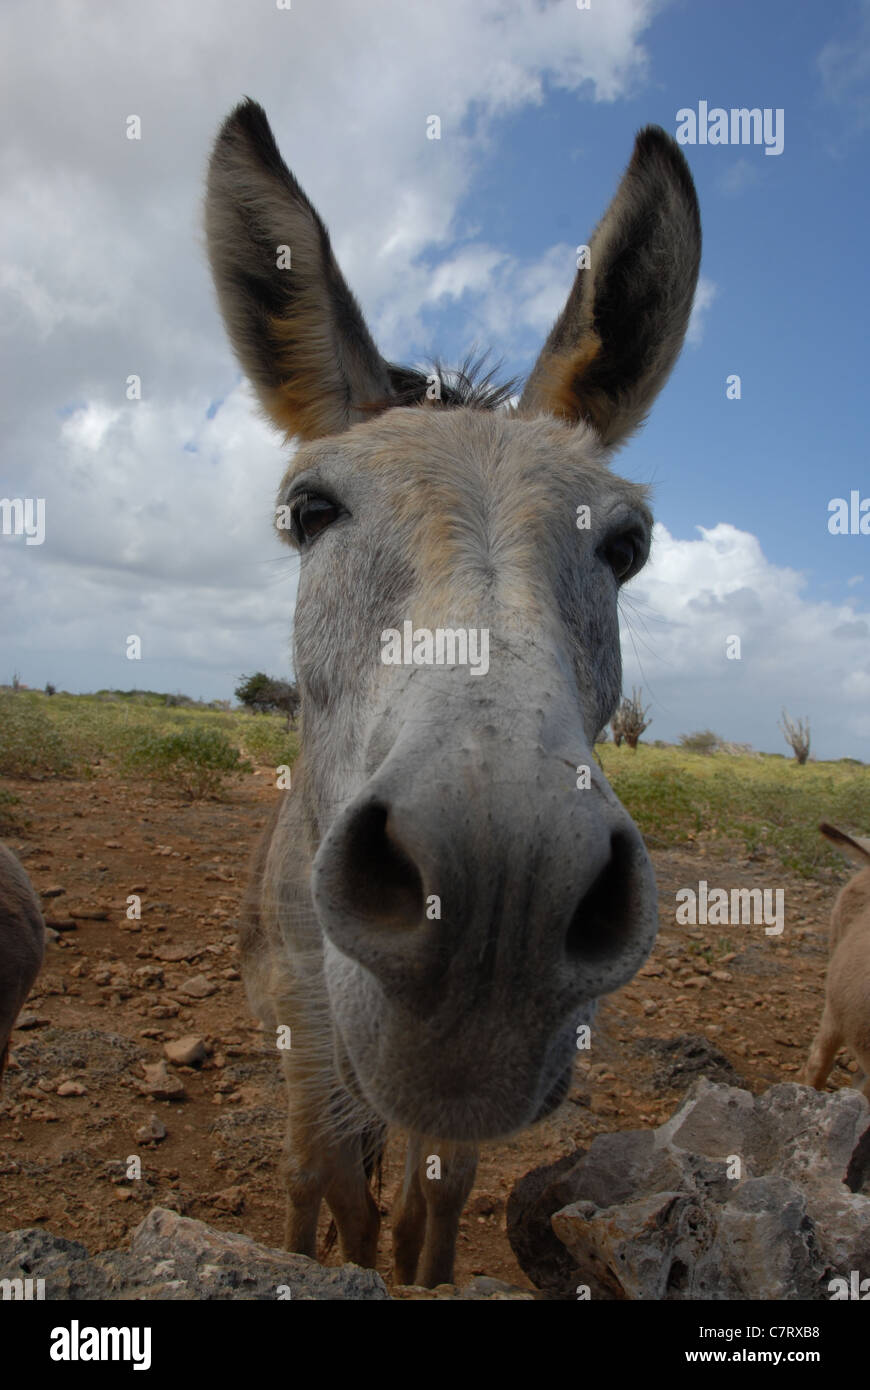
(206, 99, 701, 1285)
(0, 842, 45, 1083)
(803, 823, 870, 1099)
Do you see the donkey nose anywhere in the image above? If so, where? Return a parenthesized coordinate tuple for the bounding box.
(561, 826, 655, 996)
(311, 794, 438, 996)
(323, 800, 425, 929)
(312, 771, 656, 1005)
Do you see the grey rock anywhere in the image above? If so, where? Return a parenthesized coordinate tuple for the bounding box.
(0, 1208, 390, 1300)
(0, 1226, 114, 1299)
(116, 1209, 390, 1300)
(506, 1151, 585, 1300)
(553, 1190, 716, 1300)
(509, 1080, 870, 1300)
(705, 1176, 823, 1301)
(392, 1275, 535, 1300)
(14, 1012, 46, 1030)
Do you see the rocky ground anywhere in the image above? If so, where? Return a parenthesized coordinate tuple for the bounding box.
(0, 766, 856, 1293)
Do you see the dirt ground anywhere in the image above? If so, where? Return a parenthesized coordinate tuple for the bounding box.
(0, 766, 854, 1291)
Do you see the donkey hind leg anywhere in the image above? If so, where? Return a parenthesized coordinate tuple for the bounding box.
(393, 1134, 478, 1287)
(851, 1037, 870, 1102)
(802, 1004, 843, 1092)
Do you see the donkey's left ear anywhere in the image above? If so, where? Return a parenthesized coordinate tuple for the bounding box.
(519, 127, 701, 448)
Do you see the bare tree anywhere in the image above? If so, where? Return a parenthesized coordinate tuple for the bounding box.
(779, 709, 810, 765)
(613, 687, 651, 749)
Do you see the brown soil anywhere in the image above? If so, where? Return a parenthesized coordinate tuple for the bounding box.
(0, 768, 852, 1291)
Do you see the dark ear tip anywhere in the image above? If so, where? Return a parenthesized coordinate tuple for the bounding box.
(213, 98, 288, 181)
(228, 96, 271, 134)
(632, 124, 700, 222)
(634, 123, 674, 148)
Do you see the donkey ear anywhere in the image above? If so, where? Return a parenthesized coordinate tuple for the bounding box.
(519, 127, 701, 448)
(820, 823, 870, 867)
(206, 99, 393, 440)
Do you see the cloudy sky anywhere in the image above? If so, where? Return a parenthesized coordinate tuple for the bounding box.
(1, 0, 868, 759)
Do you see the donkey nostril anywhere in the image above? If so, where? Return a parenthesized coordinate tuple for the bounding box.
(565, 831, 639, 965)
(337, 802, 424, 927)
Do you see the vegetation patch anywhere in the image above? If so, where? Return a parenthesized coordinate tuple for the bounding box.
(0, 693, 78, 778)
(598, 743, 869, 878)
(123, 725, 252, 800)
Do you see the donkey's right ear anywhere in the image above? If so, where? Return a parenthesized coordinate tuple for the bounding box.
(206, 99, 394, 441)
(820, 823, 870, 866)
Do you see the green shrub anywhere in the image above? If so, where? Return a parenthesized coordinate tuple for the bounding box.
(0, 786, 28, 833)
(124, 726, 252, 800)
(603, 758, 708, 841)
(241, 718, 299, 769)
(599, 742, 869, 878)
(0, 694, 76, 778)
(678, 729, 722, 755)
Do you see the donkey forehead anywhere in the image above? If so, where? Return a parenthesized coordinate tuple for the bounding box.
(279, 408, 651, 524)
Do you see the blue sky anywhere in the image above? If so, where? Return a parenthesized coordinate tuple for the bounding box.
(399, 0, 870, 588)
(1, 0, 868, 757)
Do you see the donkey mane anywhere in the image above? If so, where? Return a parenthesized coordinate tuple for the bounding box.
(373, 354, 519, 415)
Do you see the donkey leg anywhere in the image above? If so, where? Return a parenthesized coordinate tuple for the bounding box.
(802, 1006, 842, 1091)
(277, 1042, 342, 1255)
(851, 1042, 870, 1101)
(280, 1107, 331, 1256)
(392, 1135, 427, 1284)
(325, 1134, 382, 1268)
(417, 1139, 479, 1288)
(279, 1047, 383, 1266)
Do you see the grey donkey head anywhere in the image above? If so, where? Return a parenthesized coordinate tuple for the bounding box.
(206, 100, 701, 1140)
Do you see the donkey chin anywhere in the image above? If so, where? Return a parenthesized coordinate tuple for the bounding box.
(322, 916, 651, 1141)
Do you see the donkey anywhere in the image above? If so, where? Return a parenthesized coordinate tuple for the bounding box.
(0, 842, 45, 1083)
(206, 99, 701, 1286)
(803, 823, 870, 1099)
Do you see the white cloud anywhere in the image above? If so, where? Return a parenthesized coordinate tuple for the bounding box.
(423, 248, 510, 306)
(2, 0, 660, 698)
(620, 523, 870, 758)
(686, 274, 717, 345)
(716, 158, 761, 197)
(817, 0, 870, 132)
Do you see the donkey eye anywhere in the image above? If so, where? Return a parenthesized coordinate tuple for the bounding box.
(292, 494, 342, 545)
(600, 531, 643, 583)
